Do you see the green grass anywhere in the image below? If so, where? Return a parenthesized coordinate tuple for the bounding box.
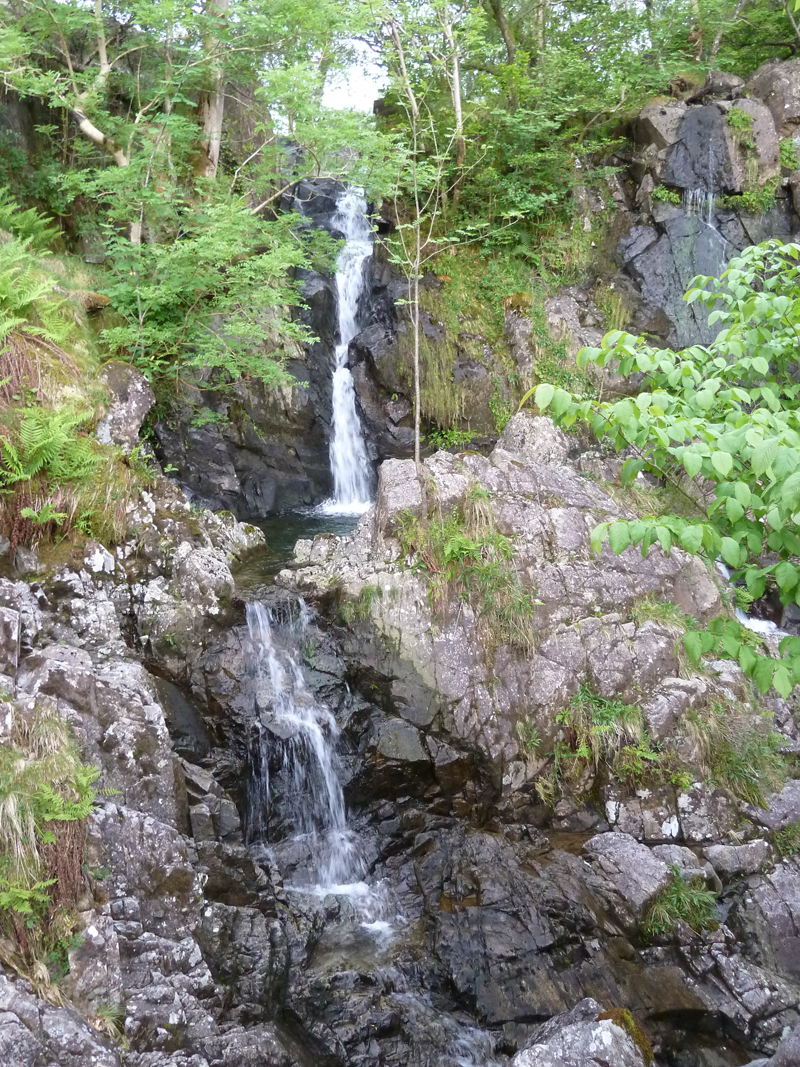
(398, 485, 538, 650)
(516, 718, 541, 757)
(774, 821, 800, 857)
(629, 596, 692, 631)
(641, 865, 718, 938)
(686, 699, 786, 807)
(338, 584, 382, 626)
(0, 699, 102, 994)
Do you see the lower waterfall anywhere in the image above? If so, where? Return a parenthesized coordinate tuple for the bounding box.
(245, 600, 391, 935)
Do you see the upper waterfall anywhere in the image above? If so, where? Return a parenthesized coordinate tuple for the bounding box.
(321, 188, 374, 514)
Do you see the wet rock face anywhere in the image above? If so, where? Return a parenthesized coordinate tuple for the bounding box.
(617, 67, 800, 349)
(662, 105, 737, 191)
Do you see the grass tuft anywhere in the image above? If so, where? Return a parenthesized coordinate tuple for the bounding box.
(641, 864, 718, 939)
(398, 487, 538, 651)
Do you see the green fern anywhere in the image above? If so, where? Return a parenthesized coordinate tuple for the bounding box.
(0, 408, 100, 492)
(0, 189, 57, 249)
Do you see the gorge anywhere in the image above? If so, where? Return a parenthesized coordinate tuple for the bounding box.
(4, 4, 800, 1067)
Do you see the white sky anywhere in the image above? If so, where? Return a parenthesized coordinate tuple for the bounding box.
(321, 44, 387, 112)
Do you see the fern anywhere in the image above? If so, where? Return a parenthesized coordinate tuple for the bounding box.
(0, 407, 100, 492)
(0, 189, 57, 249)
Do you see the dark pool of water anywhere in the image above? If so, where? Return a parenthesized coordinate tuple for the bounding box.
(233, 512, 359, 587)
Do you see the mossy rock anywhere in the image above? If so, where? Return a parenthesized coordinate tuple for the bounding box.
(596, 1009, 653, 1065)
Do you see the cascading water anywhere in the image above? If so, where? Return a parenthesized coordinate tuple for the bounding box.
(319, 188, 374, 515)
(245, 600, 392, 935)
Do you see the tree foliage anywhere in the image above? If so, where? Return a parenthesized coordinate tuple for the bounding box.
(525, 239, 800, 696)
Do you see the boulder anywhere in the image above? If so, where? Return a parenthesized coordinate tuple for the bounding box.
(635, 102, 687, 151)
(729, 98, 780, 186)
(512, 998, 650, 1067)
(96, 361, 155, 452)
(374, 457, 423, 535)
(747, 779, 800, 830)
(0, 972, 121, 1067)
(497, 412, 570, 467)
(704, 840, 770, 881)
(747, 58, 800, 135)
(582, 832, 671, 928)
(643, 677, 708, 740)
(662, 105, 738, 191)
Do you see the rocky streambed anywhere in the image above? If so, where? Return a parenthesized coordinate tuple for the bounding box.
(2, 414, 800, 1067)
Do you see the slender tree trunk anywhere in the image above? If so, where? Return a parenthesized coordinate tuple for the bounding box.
(198, 0, 230, 179)
(387, 17, 420, 121)
(710, 0, 751, 63)
(533, 0, 545, 60)
(485, 0, 516, 64)
(439, 4, 466, 208)
(690, 0, 704, 61)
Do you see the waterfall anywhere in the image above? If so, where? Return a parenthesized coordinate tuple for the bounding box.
(245, 601, 392, 934)
(320, 188, 374, 515)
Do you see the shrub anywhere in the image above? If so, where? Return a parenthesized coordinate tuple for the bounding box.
(641, 865, 718, 938)
(652, 186, 681, 205)
(524, 239, 800, 697)
(780, 138, 800, 171)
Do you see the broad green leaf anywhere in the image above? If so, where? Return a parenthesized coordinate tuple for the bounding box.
(725, 497, 744, 522)
(711, 451, 733, 477)
(590, 522, 609, 555)
(783, 471, 800, 511)
(775, 560, 799, 592)
(753, 656, 776, 694)
(753, 438, 779, 475)
(679, 525, 703, 553)
(720, 537, 741, 567)
(533, 383, 554, 411)
(608, 522, 632, 555)
(738, 645, 757, 674)
(773, 664, 793, 698)
(655, 525, 672, 553)
(551, 388, 572, 416)
(683, 452, 703, 479)
(683, 631, 703, 663)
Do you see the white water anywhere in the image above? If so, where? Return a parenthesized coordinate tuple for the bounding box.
(714, 560, 789, 639)
(245, 601, 391, 933)
(319, 188, 374, 515)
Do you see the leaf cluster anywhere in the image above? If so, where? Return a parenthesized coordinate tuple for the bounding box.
(524, 240, 800, 696)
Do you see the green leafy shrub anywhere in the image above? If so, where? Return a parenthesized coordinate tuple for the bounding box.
(641, 865, 718, 938)
(686, 699, 785, 806)
(780, 138, 800, 171)
(720, 180, 778, 215)
(427, 426, 476, 451)
(523, 239, 800, 696)
(726, 107, 756, 149)
(652, 186, 681, 205)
